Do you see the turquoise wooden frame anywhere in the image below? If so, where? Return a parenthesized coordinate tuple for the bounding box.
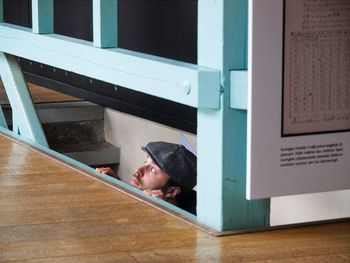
(0, 0, 269, 232)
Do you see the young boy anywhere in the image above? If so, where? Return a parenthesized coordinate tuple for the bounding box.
(96, 141, 197, 215)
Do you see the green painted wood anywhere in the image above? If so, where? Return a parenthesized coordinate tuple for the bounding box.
(197, 0, 270, 231)
(32, 0, 54, 34)
(230, 70, 247, 110)
(0, 106, 7, 128)
(93, 0, 117, 48)
(0, 0, 3, 129)
(0, 0, 3, 23)
(0, 23, 220, 109)
(0, 52, 48, 147)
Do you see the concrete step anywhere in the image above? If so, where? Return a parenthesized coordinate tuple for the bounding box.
(53, 142, 120, 167)
(2, 101, 119, 167)
(43, 120, 105, 146)
(2, 101, 104, 125)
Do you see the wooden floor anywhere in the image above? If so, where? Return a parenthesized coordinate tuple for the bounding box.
(0, 80, 79, 105)
(0, 133, 349, 262)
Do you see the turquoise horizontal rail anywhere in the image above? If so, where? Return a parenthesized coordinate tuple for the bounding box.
(0, 23, 221, 109)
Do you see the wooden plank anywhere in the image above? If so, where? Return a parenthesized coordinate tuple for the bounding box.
(0, 23, 220, 109)
(0, 203, 161, 227)
(131, 244, 350, 263)
(131, 222, 350, 262)
(0, 181, 109, 199)
(0, 230, 204, 261)
(6, 253, 138, 263)
(0, 191, 137, 212)
(32, 0, 54, 34)
(93, 0, 117, 48)
(25, 83, 79, 103)
(0, 216, 191, 243)
(0, 80, 80, 105)
(254, 254, 350, 263)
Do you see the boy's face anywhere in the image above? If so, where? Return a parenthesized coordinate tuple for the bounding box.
(130, 156, 170, 191)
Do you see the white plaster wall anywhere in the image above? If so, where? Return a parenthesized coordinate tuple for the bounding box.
(104, 108, 196, 183)
(270, 190, 350, 226)
(103, 108, 350, 226)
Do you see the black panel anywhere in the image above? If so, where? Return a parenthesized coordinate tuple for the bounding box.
(54, 0, 93, 41)
(118, 0, 197, 64)
(20, 59, 197, 134)
(3, 0, 32, 28)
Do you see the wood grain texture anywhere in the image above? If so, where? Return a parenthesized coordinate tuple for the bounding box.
(0, 80, 80, 105)
(0, 133, 349, 262)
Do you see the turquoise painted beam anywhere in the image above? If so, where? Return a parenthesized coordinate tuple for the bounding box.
(32, 0, 54, 34)
(0, 106, 7, 128)
(0, 23, 220, 109)
(93, 0, 117, 48)
(197, 0, 269, 231)
(0, 52, 48, 147)
(197, 0, 226, 231)
(0, 0, 3, 22)
(230, 70, 247, 110)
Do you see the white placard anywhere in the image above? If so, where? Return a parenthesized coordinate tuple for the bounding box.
(247, 0, 350, 199)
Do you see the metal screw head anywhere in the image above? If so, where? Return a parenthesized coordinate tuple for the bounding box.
(182, 80, 191, 95)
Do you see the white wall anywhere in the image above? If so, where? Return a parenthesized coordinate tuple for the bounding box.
(270, 190, 350, 226)
(104, 108, 196, 183)
(103, 108, 350, 226)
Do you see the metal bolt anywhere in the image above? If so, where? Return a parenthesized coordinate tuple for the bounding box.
(182, 80, 191, 95)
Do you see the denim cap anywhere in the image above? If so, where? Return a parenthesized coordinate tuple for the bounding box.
(142, 141, 197, 192)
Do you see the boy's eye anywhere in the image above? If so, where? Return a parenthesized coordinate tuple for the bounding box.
(151, 167, 156, 173)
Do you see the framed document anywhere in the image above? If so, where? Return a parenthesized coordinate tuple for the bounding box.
(247, 0, 350, 199)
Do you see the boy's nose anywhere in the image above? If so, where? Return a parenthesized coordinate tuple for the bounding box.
(135, 167, 143, 177)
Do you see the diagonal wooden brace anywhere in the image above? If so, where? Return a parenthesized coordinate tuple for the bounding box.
(0, 52, 48, 147)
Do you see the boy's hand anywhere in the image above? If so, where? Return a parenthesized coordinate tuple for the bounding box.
(96, 167, 120, 180)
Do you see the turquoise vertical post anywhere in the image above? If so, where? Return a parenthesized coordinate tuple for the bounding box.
(0, 0, 4, 127)
(32, 0, 54, 34)
(0, 52, 48, 147)
(197, 0, 270, 231)
(0, 0, 3, 22)
(93, 0, 117, 48)
(0, 1, 3, 127)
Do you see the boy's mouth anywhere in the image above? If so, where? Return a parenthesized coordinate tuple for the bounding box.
(130, 175, 142, 189)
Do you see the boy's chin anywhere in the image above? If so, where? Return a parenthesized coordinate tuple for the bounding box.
(130, 177, 142, 189)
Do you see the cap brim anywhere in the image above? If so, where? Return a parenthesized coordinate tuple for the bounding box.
(141, 146, 162, 169)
